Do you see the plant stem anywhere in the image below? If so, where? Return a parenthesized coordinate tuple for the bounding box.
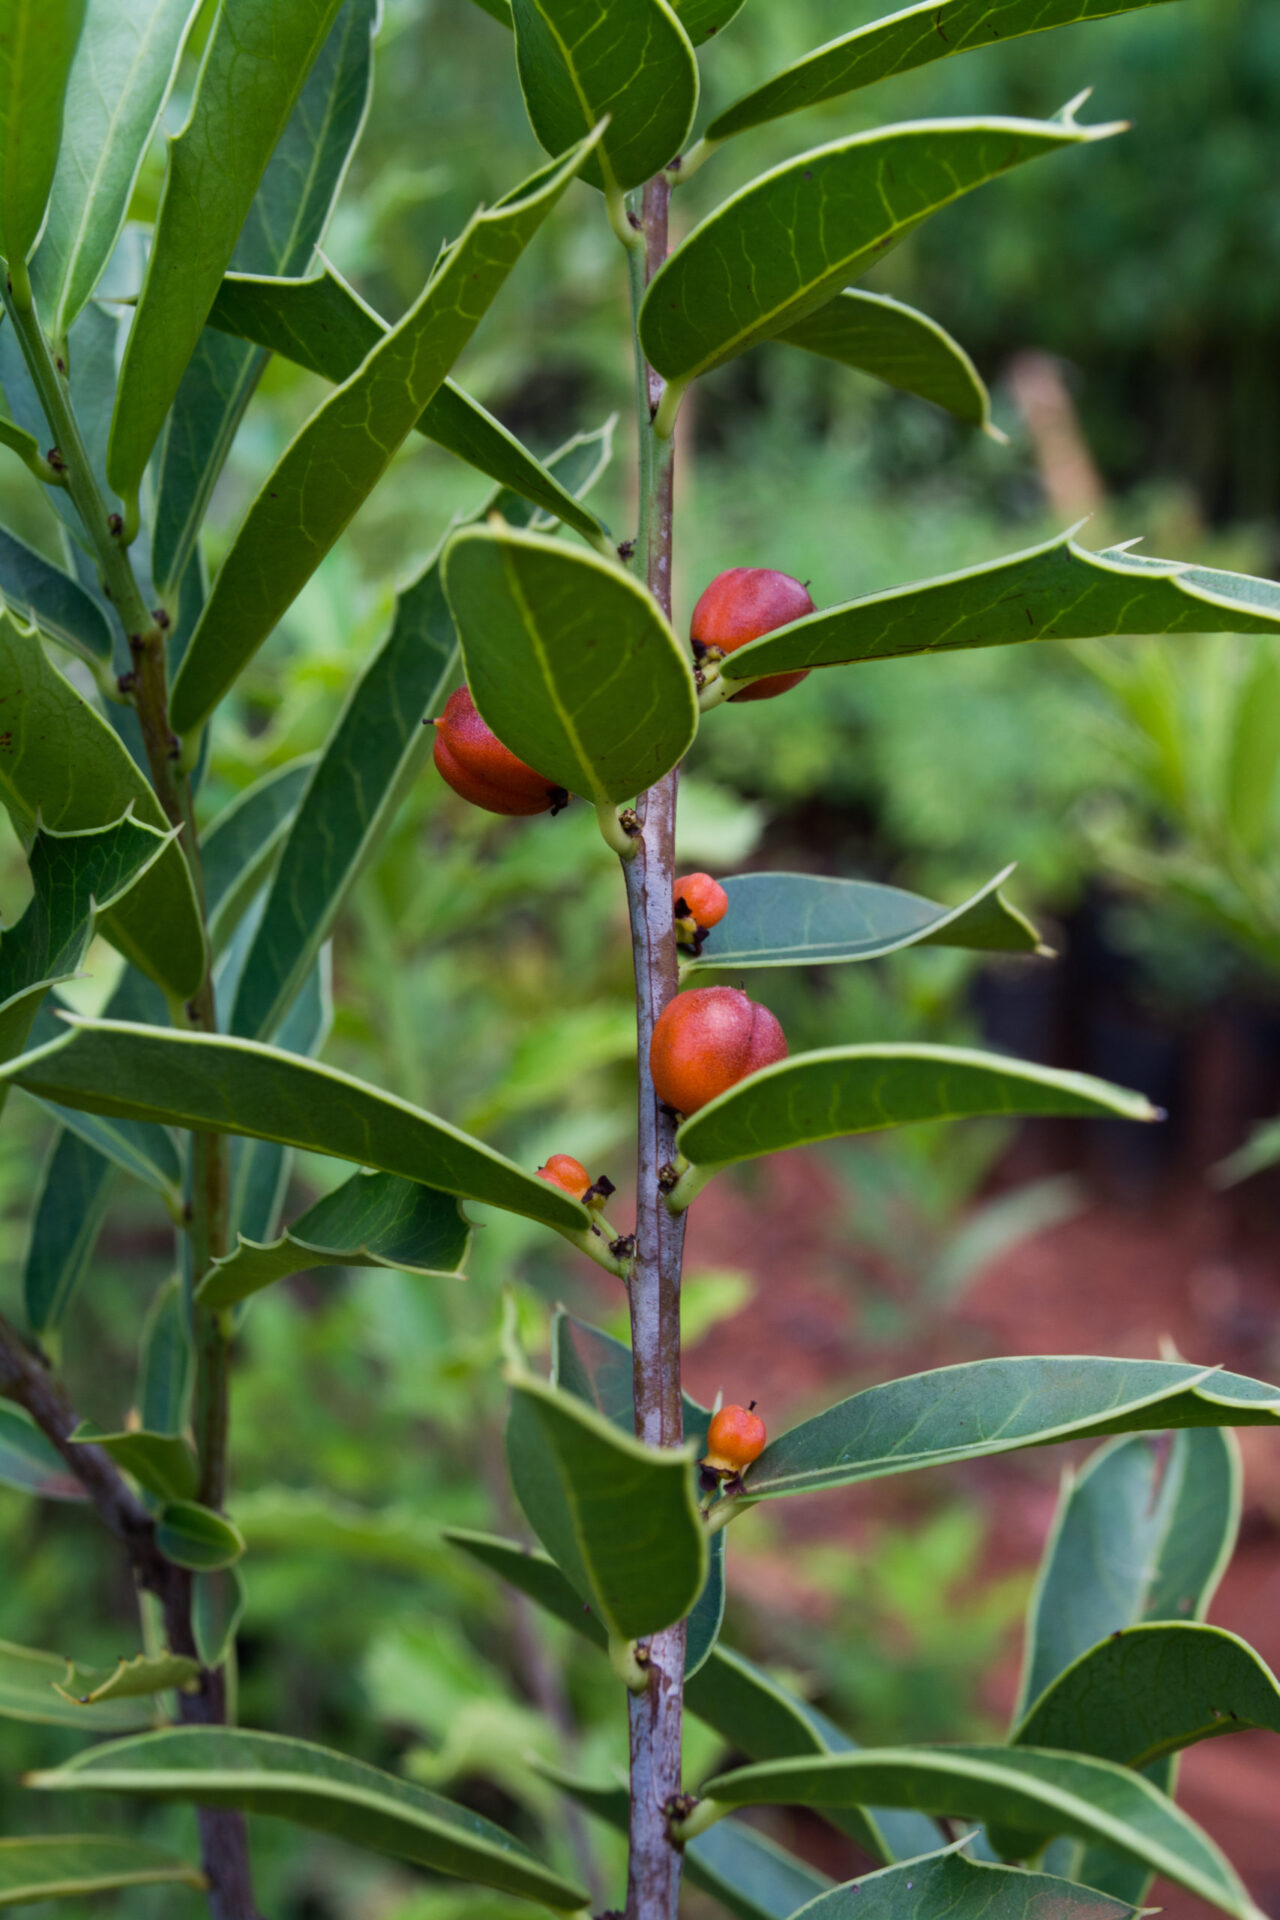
(3, 284, 256, 1920)
(620, 172, 688, 1920)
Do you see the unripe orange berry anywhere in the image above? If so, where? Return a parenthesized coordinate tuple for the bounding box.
(674, 873, 728, 933)
(433, 686, 566, 816)
(690, 567, 815, 703)
(649, 986, 787, 1116)
(537, 1154, 593, 1201)
(704, 1403, 767, 1474)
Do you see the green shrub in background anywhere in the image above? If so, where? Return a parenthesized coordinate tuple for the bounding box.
(0, 3, 1278, 1919)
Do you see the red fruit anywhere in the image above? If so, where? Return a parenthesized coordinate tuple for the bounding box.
(433, 686, 565, 816)
(690, 567, 815, 703)
(674, 872, 728, 934)
(648, 986, 787, 1116)
(537, 1154, 593, 1201)
(704, 1403, 767, 1474)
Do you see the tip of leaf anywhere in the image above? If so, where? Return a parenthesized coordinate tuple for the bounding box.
(983, 420, 1011, 447)
(1033, 941, 1058, 960)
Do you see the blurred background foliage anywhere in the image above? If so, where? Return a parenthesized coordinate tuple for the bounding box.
(1, 0, 1279, 1912)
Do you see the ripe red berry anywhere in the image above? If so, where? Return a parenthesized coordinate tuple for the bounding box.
(648, 986, 787, 1116)
(674, 873, 728, 941)
(690, 567, 815, 703)
(537, 1154, 593, 1201)
(704, 1403, 767, 1474)
(433, 686, 566, 816)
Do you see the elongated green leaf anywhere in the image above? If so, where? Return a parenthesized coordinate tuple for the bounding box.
(539, 1762, 834, 1920)
(201, 760, 316, 954)
(0, 525, 112, 668)
(722, 532, 1280, 685)
(704, 0, 1177, 144)
(739, 1358, 1280, 1504)
(777, 291, 994, 432)
(195, 1169, 469, 1311)
(0, 1836, 203, 1902)
(55, 1650, 198, 1706)
(227, 949, 331, 1242)
(507, 1370, 707, 1641)
(107, 0, 347, 512)
(155, 1500, 244, 1572)
(513, 0, 697, 194)
(29, 1726, 588, 1908)
(693, 1747, 1259, 1920)
(0, 1640, 149, 1728)
(23, 997, 184, 1202)
(443, 524, 698, 805)
(71, 1423, 197, 1502)
(231, 426, 612, 1043)
(0, 614, 206, 997)
(170, 135, 601, 738)
(673, 0, 745, 42)
(207, 267, 612, 538)
(673, 1045, 1156, 1189)
(138, 1275, 191, 1435)
(0, 0, 86, 282)
(0, 1406, 84, 1501)
(23, 1127, 114, 1336)
(152, 0, 377, 594)
(1225, 642, 1280, 856)
(1017, 1428, 1239, 1718)
(774, 1842, 1142, 1919)
(0, 812, 175, 1062)
(0, 1014, 593, 1235)
(640, 110, 1123, 386)
(193, 1565, 247, 1671)
(685, 867, 1040, 975)
(1014, 1622, 1280, 1769)
(32, 0, 200, 345)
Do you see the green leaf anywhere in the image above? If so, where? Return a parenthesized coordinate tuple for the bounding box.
(54, 1650, 199, 1707)
(0, 1014, 594, 1235)
(684, 867, 1041, 975)
(31, 0, 201, 346)
(0, 1639, 150, 1728)
(226, 950, 330, 1242)
(721, 531, 1280, 686)
(0, 525, 113, 669)
(672, 1045, 1156, 1192)
(443, 524, 698, 806)
(506, 1370, 707, 1641)
(238, 1487, 447, 1578)
(200, 760, 317, 954)
(538, 1761, 834, 1920)
(1017, 1428, 1239, 1718)
(0, 1407, 84, 1502)
(194, 1169, 469, 1311)
(29, 1726, 589, 1908)
(155, 1500, 245, 1572)
(640, 108, 1123, 387)
(107, 0, 348, 513)
(230, 425, 612, 1043)
(192, 1565, 247, 1671)
(23, 1127, 115, 1336)
(70, 1422, 198, 1502)
(776, 291, 995, 432)
(703, 0, 1178, 145)
(0, 613, 207, 998)
(0, 1836, 203, 1902)
(0, 0, 86, 285)
(672, 0, 745, 44)
(1225, 642, 1280, 856)
(1013, 1622, 1280, 1769)
(169, 132, 602, 737)
(512, 0, 698, 195)
(152, 0, 378, 595)
(0, 811, 175, 1062)
(754, 1842, 1142, 1919)
(693, 1746, 1260, 1920)
(138, 1275, 191, 1436)
(206, 266, 612, 539)
(739, 1358, 1280, 1504)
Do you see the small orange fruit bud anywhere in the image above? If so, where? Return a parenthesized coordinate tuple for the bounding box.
(673, 872, 729, 950)
(704, 1403, 766, 1474)
(433, 686, 567, 816)
(537, 1154, 593, 1201)
(649, 986, 787, 1116)
(690, 567, 815, 702)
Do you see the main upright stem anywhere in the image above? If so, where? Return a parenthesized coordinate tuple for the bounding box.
(621, 174, 688, 1920)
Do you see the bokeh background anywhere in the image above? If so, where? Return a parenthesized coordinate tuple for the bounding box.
(2, 0, 1279, 1913)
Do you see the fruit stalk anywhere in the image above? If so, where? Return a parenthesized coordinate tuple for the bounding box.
(621, 171, 688, 1920)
